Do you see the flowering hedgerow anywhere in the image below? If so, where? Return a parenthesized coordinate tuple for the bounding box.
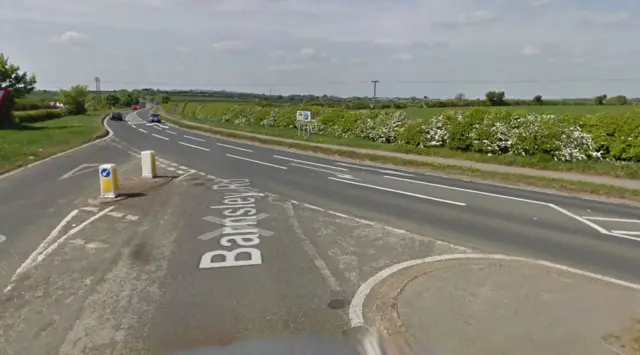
(165, 102, 640, 163)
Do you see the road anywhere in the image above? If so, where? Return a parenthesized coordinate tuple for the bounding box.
(1, 108, 640, 354)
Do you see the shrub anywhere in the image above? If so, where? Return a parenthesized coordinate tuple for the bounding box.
(14, 109, 65, 123)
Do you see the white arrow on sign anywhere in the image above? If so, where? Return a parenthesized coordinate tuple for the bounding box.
(59, 164, 102, 180)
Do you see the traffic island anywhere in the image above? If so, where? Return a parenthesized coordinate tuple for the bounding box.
(88, 175, 174, 205)
(357, 254, 640, 355)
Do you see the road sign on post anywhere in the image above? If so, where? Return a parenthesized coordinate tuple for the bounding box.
(0, 88, 8, 108)
(296, 111, 311, 137)
(99, 164, 119, 198)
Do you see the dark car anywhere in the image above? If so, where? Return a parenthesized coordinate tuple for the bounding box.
(149, 113, 161, 123)
(110, 111, 124, 121)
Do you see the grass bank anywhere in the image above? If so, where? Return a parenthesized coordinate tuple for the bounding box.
(157, 108, 640, 203)
(0, 111, 108, 174)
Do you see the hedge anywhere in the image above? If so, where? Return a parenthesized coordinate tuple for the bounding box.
(164, 102, 640, 163)
(14, 109, 65, 124)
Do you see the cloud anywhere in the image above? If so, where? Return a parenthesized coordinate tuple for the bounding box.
(2, 0, 640, 98)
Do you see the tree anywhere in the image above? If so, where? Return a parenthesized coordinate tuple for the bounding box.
(454, 93, 466, 101)
(609, 95, 627, 105)
(533, 95, 543, 104)
(485, 91, 506, 106)
(159, 94, 171, 104)
(59, 85, 89, 114)
(104, 93, 120, 108)
(0, 53, 37, 128)
(118, 90, 139, 106)
(593, 94, 607, 105)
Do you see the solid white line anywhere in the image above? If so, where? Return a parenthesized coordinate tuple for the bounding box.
(335, 162, 414, 176)
(138, 128, 147, 133)
(226, 154, 287, 169)
(273, 155, 348, 171)
(348, 253, 640, 327)
(165, 130, 177, 134)
(582, 217, 640, 223)
(11, 209, 79, 280)
(184, 135, 205, 142)
(217, 142, 253, 152)
(152, 133, 169, 140)
(611, 231, 640, 235)
(328, 177, 466, 206)
(179, 141, 210, 151)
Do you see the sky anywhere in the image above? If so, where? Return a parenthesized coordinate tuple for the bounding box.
(1, 0, 639, 98)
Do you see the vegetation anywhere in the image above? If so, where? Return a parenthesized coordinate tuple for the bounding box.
(162, 101, 640, 179)
(0, 54, 37, 128)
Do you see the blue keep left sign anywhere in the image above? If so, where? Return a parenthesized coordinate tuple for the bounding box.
(100, 168, 111, 178)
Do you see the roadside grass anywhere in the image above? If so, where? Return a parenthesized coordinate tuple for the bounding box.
(0, 111, 108, 174)
(157, 109, 640, 203)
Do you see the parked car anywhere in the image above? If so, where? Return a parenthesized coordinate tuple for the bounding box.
(149, 113, 161, 123)
(110, 111, 124, 121)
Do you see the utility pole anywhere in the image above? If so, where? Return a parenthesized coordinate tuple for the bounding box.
(370, 80, 379, 108)
(94, 77, 101, 103)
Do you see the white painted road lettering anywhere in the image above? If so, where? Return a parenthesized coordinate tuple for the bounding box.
(198, 178, 272, 269)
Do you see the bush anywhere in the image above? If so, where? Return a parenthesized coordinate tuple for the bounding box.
(13, 99, 58, 111)
(14, 109, 65, 123)
(164, 102, 640, 162)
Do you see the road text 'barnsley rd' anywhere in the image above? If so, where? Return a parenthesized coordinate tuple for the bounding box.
(198, 178, 272, 269)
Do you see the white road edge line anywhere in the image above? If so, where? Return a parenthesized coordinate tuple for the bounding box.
(273, 155, 348, 171)
(179, 141, 210, 151)
(384, 175, 640, 243)
(217, 143, 253, 152)
(582, 217, 640, 223)
(329, 177, 465, 206)
(226, 154, 287, 169)
(152, 133, 169, 140)
(348, 253, 640, 327)
(335, 162, 414, 176)
(611, 231, 640, 235)
(184, 135, 205, 142)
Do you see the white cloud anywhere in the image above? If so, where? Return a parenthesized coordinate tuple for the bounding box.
(2, 0, 640, 98)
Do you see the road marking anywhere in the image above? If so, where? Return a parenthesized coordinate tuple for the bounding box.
(177, 170, 185, 174)
(329, 177, 466, 206)
(165, 130, 177, 134)
(107, 211, 125, 218)
(348, 253, 640, 327)
(383, 175, 640, 242)
(274, 155, 348, 170)
(59, 164, 101, 180)
(184, 135, 205, 142)
(335, 162, 414, 176)
(0, 234, 5, 243)
(227, 154, 287, 169)
(290, 163, 358, 179)
(217, 142, 253, 152)
(176, 170, 196, 180)
(179, 141, 210, 151)
(199, 214, 273, 239)
(582, 217, 640, 223)
(80, 206, 100, 212)
(152, 133, 169, 140)
(612, 231, 640, 235)
(153, 125, 163, 130)
(138, 128, 147, 133)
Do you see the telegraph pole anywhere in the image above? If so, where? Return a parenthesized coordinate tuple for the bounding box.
(94, 77, 101, 103)
(370, 80, 379, 108)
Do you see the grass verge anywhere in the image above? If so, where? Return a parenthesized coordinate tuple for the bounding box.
(0, 111, 108, 174)
(157, 110, 640, 203)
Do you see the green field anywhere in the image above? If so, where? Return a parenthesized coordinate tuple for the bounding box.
(404, 104, 638, 118)
(0, 111, 107, 173)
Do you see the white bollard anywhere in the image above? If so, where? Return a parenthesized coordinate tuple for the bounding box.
(99, 164, 119, 198)
(141, 150, 157, 178)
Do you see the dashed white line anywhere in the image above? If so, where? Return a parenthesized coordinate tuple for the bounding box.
(138, 129, 147, 133)
(184, 135, 205, 142)
(273, 155, 348, 170)
(582, 217, 640, 223)
(179, 141, 210, 151)
(165, 130, 177, 134)
(335, 162, 415, 176)
(152, 133, 169, 140)
(217, 143, 253, 152)
(227, 154, 287, 169)
(290, 163, 359, 180)
(328, 177, 466, 206)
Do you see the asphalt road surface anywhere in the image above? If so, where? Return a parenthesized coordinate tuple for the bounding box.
(1, 108, 640, 354)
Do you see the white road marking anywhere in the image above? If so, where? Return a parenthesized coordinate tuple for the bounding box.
(177, 170, 185, 174)
(165, 130, 177, 134)
(582, 217, 640, 223)
(107, 211, 125, 218)
(273, 155, 348, 170)
(125, 214, 139, 221)
(329, 177, 466, 206)
(384, 175, 640, 243)
(227, 154, 287, 169)
(612, 231, 640, 235)
(335, 162, 414, 176)
(290, 163, 358, 180)
(59, 164, 101, 180)
(179, 141, 210, 151)
(176, 170, 197, 180)
(348, 253, 640, 327)
(153, 125, 163, 130)
(217, 142, 253, 152)
(184, 135, 205, 142)
(138, 128, 147, 133)
(0, 234, 5, 243)
(152, 133, 169, 140)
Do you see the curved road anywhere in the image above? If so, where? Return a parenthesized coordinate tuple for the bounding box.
(1, 107, 640, 354)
